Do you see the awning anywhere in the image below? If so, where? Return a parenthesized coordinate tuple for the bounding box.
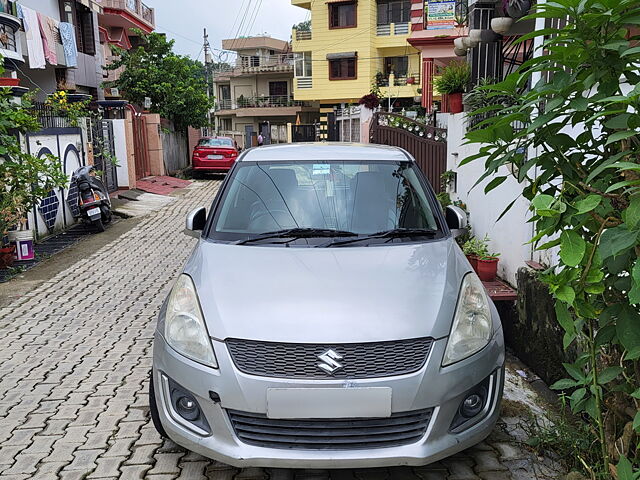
(326, 52, 357, 60)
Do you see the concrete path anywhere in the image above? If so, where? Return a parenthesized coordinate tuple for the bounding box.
(0, 180, 564, 480)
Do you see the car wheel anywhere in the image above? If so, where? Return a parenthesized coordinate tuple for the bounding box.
(149, 373, 168, 438)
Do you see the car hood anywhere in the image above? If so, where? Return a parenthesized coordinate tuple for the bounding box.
(184, 238, 471, 343)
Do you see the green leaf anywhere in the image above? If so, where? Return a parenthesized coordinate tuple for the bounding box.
(621, 45, 640, 57)
(550, 378, 579, 390)
(555, 303, 575, 334)
(564, 362, 586, 382)
(616, 455, 634, 480)
(605, 130, 638, 145)
(484, 176, 508, 194)
(629, 260, 640, 305)
(532, 194, 554, 211)
(574, 195, 601, 214)
(560, 230, 586, 267)
(597, 366, 622, 384)
(617, 306, 640, 355)
(599, 226, 638, 259)
(624, 194, 640, 229)
(633, 411, 640, 433)
(631, 388, 640, 400)
(604, 113, 631, 129)
(555, 284, 575, 305)
(584, 283, 605, 294)
(584, 396, 598, 420)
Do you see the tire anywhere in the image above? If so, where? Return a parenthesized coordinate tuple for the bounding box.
(149, 373, 168, 438)
(93, 219, 105, 233)
(103, 208, 112, 225)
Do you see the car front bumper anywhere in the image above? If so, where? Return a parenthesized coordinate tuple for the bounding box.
(152, 327, 505, 469)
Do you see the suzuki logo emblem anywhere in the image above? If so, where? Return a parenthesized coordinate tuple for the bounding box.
(317, 349, 343, 374)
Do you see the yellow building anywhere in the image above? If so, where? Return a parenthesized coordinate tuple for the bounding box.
(291, 0, 421, 139)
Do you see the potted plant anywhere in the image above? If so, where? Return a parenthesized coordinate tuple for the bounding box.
(462, 236, 486, 272)
(505, 0, 531, 18)
(434, 61, 470, 114)
(477, 251, 500, 281)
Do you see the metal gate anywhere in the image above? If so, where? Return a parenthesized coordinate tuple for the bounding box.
(292, 124, 317, 142)
(132, 114, 151, 179)
(91, 119, 118, 193)
(369, 112, 447, 193)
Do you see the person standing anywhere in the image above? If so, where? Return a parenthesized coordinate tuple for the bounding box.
(257, 133, 264, 146)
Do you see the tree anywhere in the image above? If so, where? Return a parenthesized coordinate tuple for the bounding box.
(463, 0, 640, 475)
(106, 31, 214, 130)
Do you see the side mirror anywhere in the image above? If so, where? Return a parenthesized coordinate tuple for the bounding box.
(185, 207, 206, 238)
(445, 205, 468, 239)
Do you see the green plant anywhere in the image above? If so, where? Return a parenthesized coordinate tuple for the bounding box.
(45, 91, 90, 127)
(463, 0, 640, 475)
(434, 61, 470, 95)
(462, 235, 488, 256)
(0, 59, 67, 238)
(436, 191, 452, 207)
(441, 170, 456, 191)
(375, 71, 386, 88)
(463, 77, 517, 129)
(293, 20, 311, 31)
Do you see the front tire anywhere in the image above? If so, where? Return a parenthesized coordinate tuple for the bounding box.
(149, 373, 168, 438)
(93, 219, 105, 233)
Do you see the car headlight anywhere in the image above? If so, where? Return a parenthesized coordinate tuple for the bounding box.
(443, 273, 492, 366)
(164, 274, 218, 368)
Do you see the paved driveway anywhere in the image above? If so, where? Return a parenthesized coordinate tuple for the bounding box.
(0, 181, 562, 480)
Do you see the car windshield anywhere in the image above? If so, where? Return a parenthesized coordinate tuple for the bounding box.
(209, 160, 441, 244)
(199, 138, 234, 147)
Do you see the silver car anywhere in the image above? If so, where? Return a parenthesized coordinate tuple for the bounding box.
(150, 143, 505, 468)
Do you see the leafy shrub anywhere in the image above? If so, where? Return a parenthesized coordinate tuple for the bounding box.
(434, 61, 470, 94)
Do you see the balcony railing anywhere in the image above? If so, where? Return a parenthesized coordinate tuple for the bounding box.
(296, 77, 312, 89)
(101, 0, 155, 27)
(376, 22, 410, 36)
(295, 30, 312, 41)
(237, 54, 294, 73)
(216, 95, 307, 111)
(377, 73, 421, 87)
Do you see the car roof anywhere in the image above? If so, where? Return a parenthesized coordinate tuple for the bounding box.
(200, 136, 233, 141)
(239, 143, 413, 162)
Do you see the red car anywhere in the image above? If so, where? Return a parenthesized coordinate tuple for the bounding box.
(192, 137, 239, 173)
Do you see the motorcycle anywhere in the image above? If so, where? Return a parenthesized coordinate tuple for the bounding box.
(69, 166, 112, 232)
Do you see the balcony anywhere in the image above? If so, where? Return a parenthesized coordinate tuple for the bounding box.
(0, 11, 23, 66)
(294, 29, 312, 41)
(100, 0, 155, 32)
(215, 95, 314, 117)
(213, 55, 294, 79)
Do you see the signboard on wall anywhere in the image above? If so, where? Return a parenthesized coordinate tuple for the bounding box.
(425, 0, 457, 29)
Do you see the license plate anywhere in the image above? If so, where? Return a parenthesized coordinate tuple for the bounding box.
(207, 154, 224, 160)
(266, 387, 392, 419)
(87, 207, 101, 216)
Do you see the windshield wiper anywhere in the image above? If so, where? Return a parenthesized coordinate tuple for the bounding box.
(234, 228, 357, 245)
(322, 228, 438, 248)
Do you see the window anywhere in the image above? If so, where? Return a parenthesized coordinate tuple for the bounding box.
(377, 0, 411, 25)
(198, 138, 234, 147)
(269, 81, 288, 97)
(329, 2, 357, 29)
(59, 0, 95, 55)
(294, 52, 313, 77)
(329, 57, 357, 80)
(210, 161, 440, 241)
(384, 56, 408, 77)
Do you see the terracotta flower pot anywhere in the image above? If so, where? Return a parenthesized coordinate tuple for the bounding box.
(477, 257, 499, 281)
(466, 254, 478, 272)
(0, 245, 16, 268)
(448, 92, 464, 113)
(0, 78, 20, 87)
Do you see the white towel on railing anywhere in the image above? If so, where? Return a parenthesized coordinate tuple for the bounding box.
(19, 5, 46, 69)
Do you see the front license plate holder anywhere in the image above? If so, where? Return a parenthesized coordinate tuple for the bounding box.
(266, 387, 392, 419)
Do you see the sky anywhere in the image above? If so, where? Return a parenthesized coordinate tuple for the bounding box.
(150, 0, 309, 61)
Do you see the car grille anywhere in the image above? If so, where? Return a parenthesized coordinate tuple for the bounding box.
(227, 409, 433, 450)
(225, 337, 433, 379)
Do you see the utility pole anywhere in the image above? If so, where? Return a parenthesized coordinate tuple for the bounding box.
(203, 28, 212, 135)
